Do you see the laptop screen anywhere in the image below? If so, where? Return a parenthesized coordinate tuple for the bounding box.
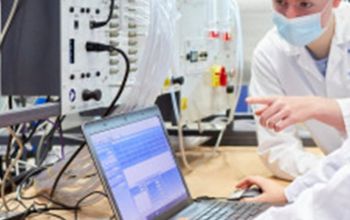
(87, 115, 189, 220)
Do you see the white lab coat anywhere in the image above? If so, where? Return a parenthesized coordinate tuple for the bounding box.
(255, 138, 350, 220)
(250, 2, 350, 180)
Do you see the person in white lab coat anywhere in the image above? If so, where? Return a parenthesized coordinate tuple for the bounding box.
(249, 0, 350, 180)
(236, 138, 350, 219)
(236, 0, 350, 218)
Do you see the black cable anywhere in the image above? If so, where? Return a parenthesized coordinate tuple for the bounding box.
(74, 191, 107, 220)
(20, 189, 75, 210)
(37, 116, 65, 166)
(104, 45, 130, 116)
(22, 120, 44, 145)
(0, 197, 28, 211)
(1, 120, 44, 193)
(50, 42, 130, 199)
(85, 42, 131, 117)
(8, 95, 13, 110)
(25, 206, 75, 220)
(49, 142, 85, 198)
(17, 166, 47, 189)
(90, 0, 115, 29)
(5, 95, 13, 167)
(14, 160, 104, 219)
(33, 212, 66, 220)
(42, 116, 66, 161)
(0, 157, 3, 179)
(17, 166, 76, 210)
(4, 116, 17, 192)
(5, 96, 24, 186)
(3, 99, 54, 181)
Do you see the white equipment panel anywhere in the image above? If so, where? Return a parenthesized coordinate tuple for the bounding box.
(175, 0, 238, 123)
(60, 0, 145, 115)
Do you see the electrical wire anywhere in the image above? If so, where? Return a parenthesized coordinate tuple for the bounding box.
(14, 164, 78, 215)
(58, 117, 65, 159)
(36, 116, 65, 166)
(19, 183, 76, 210)
(213, 0, 244, 151)
(4, 120, 45, 181)
(16, 167, 103, 218)
(90, 0, 115, 29)
(94, 44, 131, 117)
(0, 0, 19, 47)
(169, 83, 192, 170)
(0, 197, 27, 212)
(5, 97, 14, 169)
(21, 120, 44, 145)
(4, 112, 43, 182)
(1, 127, 24, 211)
(73, 191, 107, 220)
(50, 43, 130, 199)
(36, 120, 53, 165)
(8, 96, 13, 110)
(30, 212, 67, 220)
(25, 206, 75, 220)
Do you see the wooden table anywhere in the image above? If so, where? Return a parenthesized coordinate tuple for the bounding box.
(180, 147, 291, 199)
(3, 147, 321, 219)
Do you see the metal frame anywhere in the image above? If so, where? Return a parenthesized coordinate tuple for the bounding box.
(0, 103, 61, 128)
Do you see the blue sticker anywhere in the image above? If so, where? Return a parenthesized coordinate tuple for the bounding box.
(69, 89, 76, 102)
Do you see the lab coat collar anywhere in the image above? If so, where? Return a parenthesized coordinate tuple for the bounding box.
(332, 8, 350, 46)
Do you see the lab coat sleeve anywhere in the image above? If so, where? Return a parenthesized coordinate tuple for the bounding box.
(255, 163, 350, 220)
(336, 98, 350, 138)
(284, 138, 350, 202)
(250, 48, 322, 180)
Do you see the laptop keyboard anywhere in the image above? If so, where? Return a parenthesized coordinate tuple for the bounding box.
(192, 200, 270, 220)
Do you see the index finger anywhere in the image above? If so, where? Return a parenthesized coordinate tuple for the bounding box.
(246, 97, 277, 105)
(235, 176, 260, 189)
(236, 179, 254, 189)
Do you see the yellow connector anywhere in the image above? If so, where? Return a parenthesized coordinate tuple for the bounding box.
(163, 77, 172, 89)
(181, 98, 188, 111)
(210, 65, 222, 87)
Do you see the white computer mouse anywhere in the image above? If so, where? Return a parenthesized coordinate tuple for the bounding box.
(229, 187, 263, 200)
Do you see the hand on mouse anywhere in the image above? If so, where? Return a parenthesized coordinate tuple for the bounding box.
(235, 176, 288, 205)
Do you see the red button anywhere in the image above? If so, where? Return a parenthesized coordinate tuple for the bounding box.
(223, 32, 232, 41)
(220, 67, 228, 86)
(209, 31, 220, 39)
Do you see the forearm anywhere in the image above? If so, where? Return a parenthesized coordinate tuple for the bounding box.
(335, 99, 350, 138)
(257, 164, 350, 220)
(311, 97, 345, 133)
(259, 147, 322, 180)
(255, 117, 323, 180)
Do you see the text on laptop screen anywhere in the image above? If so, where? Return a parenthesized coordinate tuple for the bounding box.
(89, 116, 188, 220)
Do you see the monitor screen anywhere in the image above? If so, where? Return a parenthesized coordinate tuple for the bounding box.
(89, 116, 188, 220)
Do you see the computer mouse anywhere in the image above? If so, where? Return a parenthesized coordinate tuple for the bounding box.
(229, 187, 263, 200)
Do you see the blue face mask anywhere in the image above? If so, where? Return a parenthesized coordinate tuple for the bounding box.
(272, 2, 331, 47)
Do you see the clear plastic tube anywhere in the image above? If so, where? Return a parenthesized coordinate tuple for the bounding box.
(117, 0, 178, 114)
(214, 0, 244, 150)
(207, 0, 218, 30)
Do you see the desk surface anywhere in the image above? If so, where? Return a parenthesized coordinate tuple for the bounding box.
(181, 147, 290, 199)
(5, 147, 320, 219)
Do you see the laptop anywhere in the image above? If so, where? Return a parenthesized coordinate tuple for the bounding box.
(82, 106, 271, 220)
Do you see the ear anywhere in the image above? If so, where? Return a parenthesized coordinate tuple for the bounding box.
(333, 0, 341, 8)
